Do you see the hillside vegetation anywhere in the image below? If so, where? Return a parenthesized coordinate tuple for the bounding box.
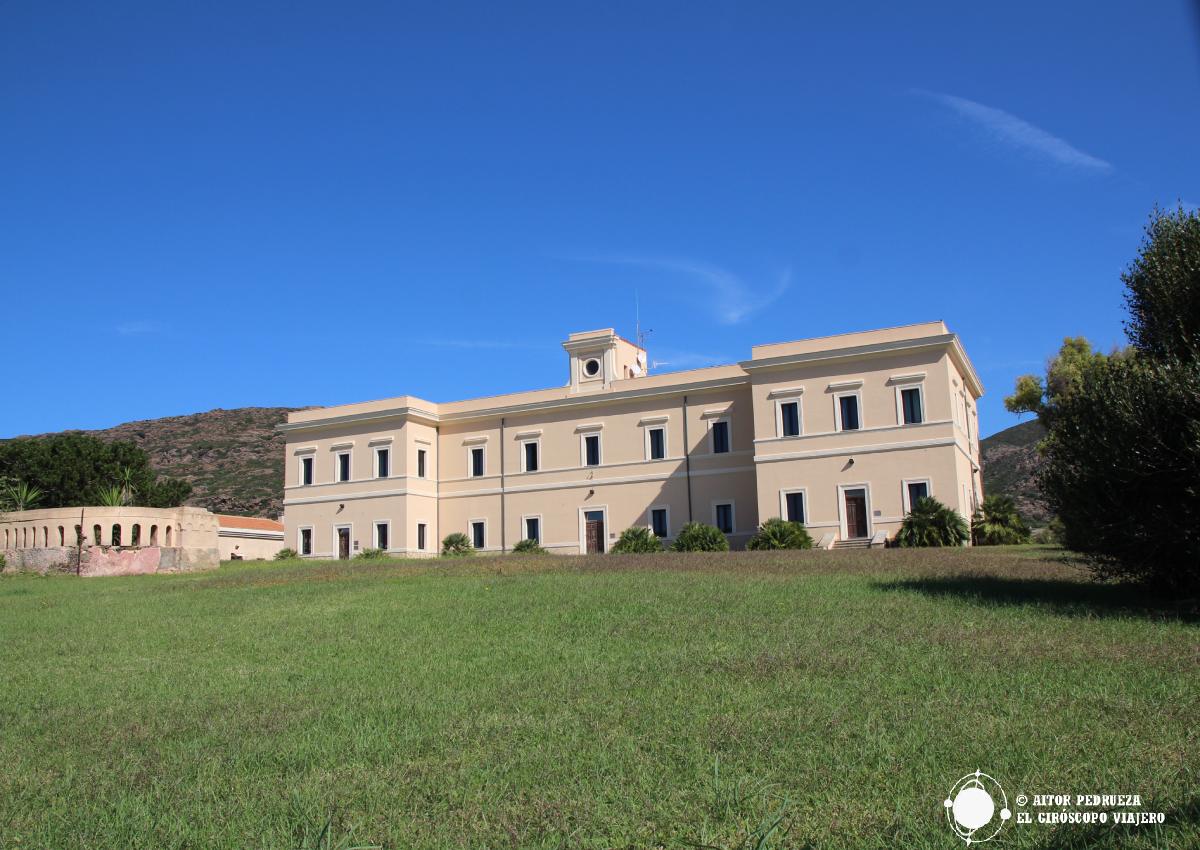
(980, 418, 1050, 525)
(34, 407, 298, 518)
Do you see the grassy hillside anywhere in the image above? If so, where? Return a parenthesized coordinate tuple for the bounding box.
(981, 418, 1051, 525)
(64, 407, 298, 518)
(1, 548, 1195, 849)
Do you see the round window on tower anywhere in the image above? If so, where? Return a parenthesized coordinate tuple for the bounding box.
(583, 358, 600, 377)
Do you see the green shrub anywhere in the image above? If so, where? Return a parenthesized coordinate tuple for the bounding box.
(441, 532, 473, 557)
(1032, 517, 1066, 545)
(354, 547, 388, 560)
(610, 526, 664, 554)
(274, 548, 297, 561)
(0, 553, 6, 571)
(670, 522, 729, 552)
(971, 495, 1031, 545)
(746, 517, 813, 550)
(512, 538, 547, 554)
(896, 497, 969, 548)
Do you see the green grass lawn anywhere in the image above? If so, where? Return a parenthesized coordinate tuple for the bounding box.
(1, 547, 1195, 849)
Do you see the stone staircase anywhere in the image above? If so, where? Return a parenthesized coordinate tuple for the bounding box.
(832, 538, 872, 550)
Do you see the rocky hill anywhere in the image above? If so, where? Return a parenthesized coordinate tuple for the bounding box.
(71, 407, 298, 519)
(980, 418, 1052, 526)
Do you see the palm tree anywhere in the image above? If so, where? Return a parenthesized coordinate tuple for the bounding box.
(971, 495, 1032, 545)
(746, 517, 814, 550)
(896, 497, 969, 547)
(93, 484, 129, 507)
(2, 480, 43, 512)
(115, 466, 139, 506)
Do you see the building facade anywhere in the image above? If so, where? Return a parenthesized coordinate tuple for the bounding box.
(279, 322, 983, 557)
(217, 514, 285, 560)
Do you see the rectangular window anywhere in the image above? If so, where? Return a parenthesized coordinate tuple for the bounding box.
(648, 427, 666, 460)
(650, 507, 669, 538)
(907, 481, 930, 511)
(523, 441, 539, 473)
(471, 521, 486, 550)
(524, 516, 541, 543)
(711, 419, 730, 454)
(784, 491, 806, 524)
(375, 447, 390, 478)
(417, 523, 427, 551)
(337, 451, 351, 482)
(901, 387, 924, 425)
(301, 456, 314, 486)
(470, 446, 485, 478)
(779, 401, 801, 437)
(584, 434, 601, 467)
(375, 522, 389, 551)
(714, 503, 734, 534)
(838, 395, 861, 431)
(417, 448, 427, 479)
(299, 528, 312, 556)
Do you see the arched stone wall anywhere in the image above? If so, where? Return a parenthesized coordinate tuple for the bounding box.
(1, 506, 220, 576)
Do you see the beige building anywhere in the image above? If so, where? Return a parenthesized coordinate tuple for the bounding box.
(217, 515, 285, 560)
(279, 322, 983, 558)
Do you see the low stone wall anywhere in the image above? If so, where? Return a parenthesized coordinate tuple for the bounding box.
(1, 506, 220, 577)
(1, 544, 220, 577)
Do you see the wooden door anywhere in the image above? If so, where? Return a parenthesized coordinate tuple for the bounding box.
(845, 491, 868, 538)
(337, 527, 350, 560)
(584, 511, 605, 554)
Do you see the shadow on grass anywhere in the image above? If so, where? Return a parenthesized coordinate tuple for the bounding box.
(1026, 794, 1199, 849)
(873, 575, 1199, 623)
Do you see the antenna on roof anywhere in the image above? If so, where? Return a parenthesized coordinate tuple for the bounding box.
(635, 292, 653, 372)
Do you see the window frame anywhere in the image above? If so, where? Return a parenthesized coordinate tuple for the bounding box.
(896, 384, 926, 426)
(779, 488, 808, 525)
(374, 446, 391, 479)
(834, 391, 863, 432)
(580, 432, 602, 467)
(649, 505, 670, 539)
(416, 522, 427, 551)
(522, 514, 542, 544)
(644, 425, 668, 461)
(468, 445, 486, 478)
(902, 478, 932, 514)
(520, 438, 540, 473)
(298, 526, 313, 556)
(776, 398, 803, 438)
(373, 520, 390, 551)
(299, 455, 314, 486)
(335, 451, 352, 483)
(417, 448, 427, 479)
(469, 519, 487, 550)
(708, 417, 732, 454)
(712, 500, 735, 535)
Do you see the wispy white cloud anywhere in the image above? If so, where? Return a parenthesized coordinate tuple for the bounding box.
(582, 257, 790, 325)
(913, 90, 1112, 173)
(116, 321, 164, 336)
(648, 349, 730, 371)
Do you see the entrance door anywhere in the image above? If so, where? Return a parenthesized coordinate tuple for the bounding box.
(337, 527, 351, 560)
(844, 490, 868, 539)
(584, 510, 605, 554)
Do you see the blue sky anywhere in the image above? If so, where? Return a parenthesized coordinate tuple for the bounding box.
(2, 2, 1197, 438)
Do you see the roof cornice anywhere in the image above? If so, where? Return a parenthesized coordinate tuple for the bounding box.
(276, 405, 439, 434)
(738, 332, 984, 397)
